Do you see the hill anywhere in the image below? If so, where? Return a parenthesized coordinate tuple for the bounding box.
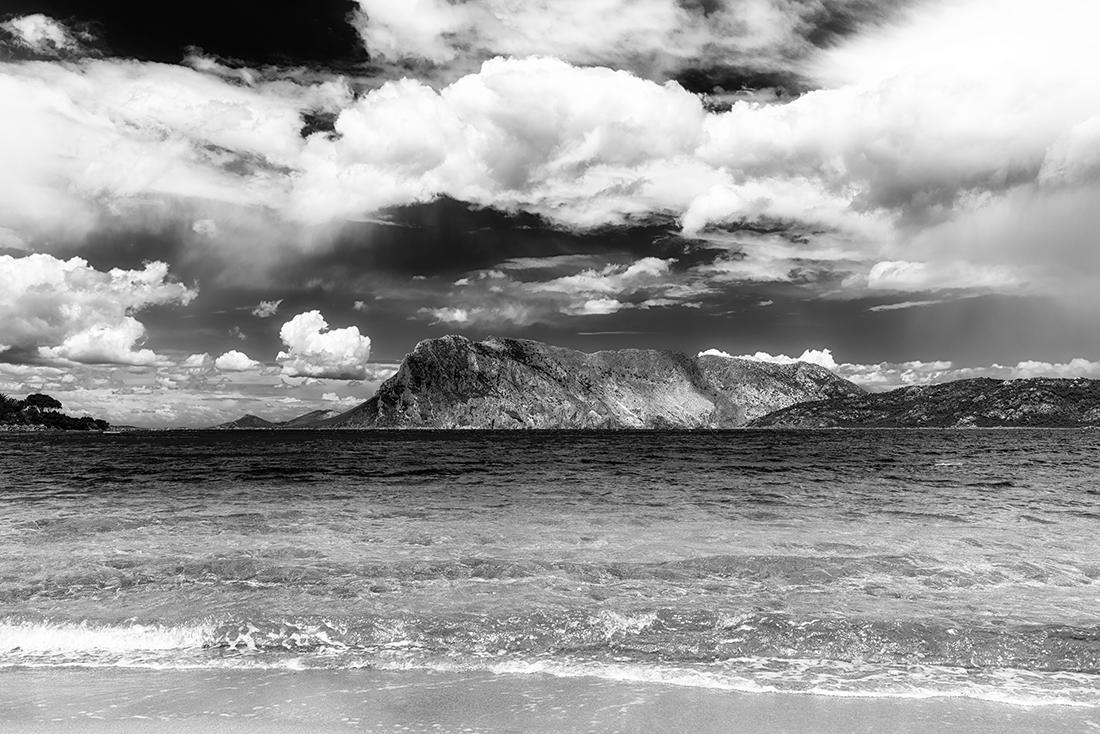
(749, 377, 1100, 428)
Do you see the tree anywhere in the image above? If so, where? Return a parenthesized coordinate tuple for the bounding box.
(24, 393, 63, 411)
(0, 393, 20, 420)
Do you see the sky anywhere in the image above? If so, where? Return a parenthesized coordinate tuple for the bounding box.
(2, 0, 1100, 427)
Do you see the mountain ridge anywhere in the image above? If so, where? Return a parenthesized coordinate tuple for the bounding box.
(212, 409, 338, 430)
(749, 377, 1100, 428)
(319, 335, 863, 429)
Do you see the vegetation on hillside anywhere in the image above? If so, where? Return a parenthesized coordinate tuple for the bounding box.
(0, 393, 109, 431)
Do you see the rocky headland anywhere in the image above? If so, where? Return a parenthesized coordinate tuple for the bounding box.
(0, 392, 109, 431)
(749, 377, 1100, 428)
(319, 335, 863, 429)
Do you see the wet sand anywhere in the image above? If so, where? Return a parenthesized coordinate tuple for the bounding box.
(2, 667, 1096, 733)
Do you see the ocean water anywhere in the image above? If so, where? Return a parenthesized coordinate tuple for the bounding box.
(1, 429, 1099, 724)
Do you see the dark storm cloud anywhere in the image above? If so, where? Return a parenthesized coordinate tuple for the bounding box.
(278, 198, 724, 284)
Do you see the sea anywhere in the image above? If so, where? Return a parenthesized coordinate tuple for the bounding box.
(1, 429, 1099, 732)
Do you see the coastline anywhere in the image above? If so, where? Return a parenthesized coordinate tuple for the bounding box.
(2, 667, 1096, 734)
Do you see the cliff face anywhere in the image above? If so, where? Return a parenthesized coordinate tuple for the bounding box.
(750, 377, 1100, 428)
(326, 335, 863, 429)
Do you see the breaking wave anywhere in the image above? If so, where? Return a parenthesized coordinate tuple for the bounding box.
(2, 613, 1099, 707)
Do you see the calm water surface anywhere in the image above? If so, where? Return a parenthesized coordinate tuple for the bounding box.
(1, 429, 1098, 707)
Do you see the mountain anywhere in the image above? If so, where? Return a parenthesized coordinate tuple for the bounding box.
(749, 377, 1100, 428)
(213, 414, 277, 429)
(213, 409, 338, 430)
(323, 335, 863, 429)
(279, 409, 339, 427)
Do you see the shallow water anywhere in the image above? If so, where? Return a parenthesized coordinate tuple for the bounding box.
(1, 429, 1099, 710)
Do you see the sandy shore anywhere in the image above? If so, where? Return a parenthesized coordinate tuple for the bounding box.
(2, 667, 1097, 733)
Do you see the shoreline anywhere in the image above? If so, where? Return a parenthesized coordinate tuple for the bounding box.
(2, 667, 1096, 733)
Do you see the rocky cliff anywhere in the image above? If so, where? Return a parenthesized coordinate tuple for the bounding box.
(324, 335, 863, 429)
(749, 377, 1100, 428)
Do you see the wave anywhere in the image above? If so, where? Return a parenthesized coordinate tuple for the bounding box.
(7, 551, 1095, 605)
(4, 610, 1099, 670)
(3, 616, 1098, 707)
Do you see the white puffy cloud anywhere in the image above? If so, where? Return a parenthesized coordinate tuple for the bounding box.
(2, 0, 1100, 307)
(350, 0, 888, 80)
(276, 311, 372, 379)
(38, 319, 163, 367)
(1, 14, 91, 57)
(0, 56, 348, 257)
(0, 254, 196, 366)
(215, 350, 263, 372)
(700, 347, 839, 370)
(181, 353, 214, 370)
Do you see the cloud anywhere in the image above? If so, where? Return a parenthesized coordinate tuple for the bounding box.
(192, 219, 220, 238)
(424, 307, 471, 324)
(701, 347, 839, 370)
(181, 353, 214, 370)
(1, 14, 94, 58)
(0, 254, 196, 366)
(867, 299, 945, 312)
(860, 261, 1026, 293)
(276, 310, 372, 379)
(3, 0, 1100, 311)
(251, 299, 283, 318)
(350, 0, 907, 82)
(215, 350, 263, 372)
(411, 256, 705, 326)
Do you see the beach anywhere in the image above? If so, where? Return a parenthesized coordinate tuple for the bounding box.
(4, 667, 1098, 733)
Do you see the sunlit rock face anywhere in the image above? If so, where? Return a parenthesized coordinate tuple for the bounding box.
(750, 378, 1100, 428)
(326, 335, 863, 429)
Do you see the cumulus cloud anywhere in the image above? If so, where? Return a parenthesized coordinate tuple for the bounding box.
(276, 310, 372, 379)
(1, 14, 94, 58)
(215, 350, 263, 372)
(700, 347, 839, 370)
(0, 254, 196, 366)
(3, 0, 1100, 309)
(181, 353, 214, 370)
(251, 299, 283, 318)
(350, 0, 904, 82)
